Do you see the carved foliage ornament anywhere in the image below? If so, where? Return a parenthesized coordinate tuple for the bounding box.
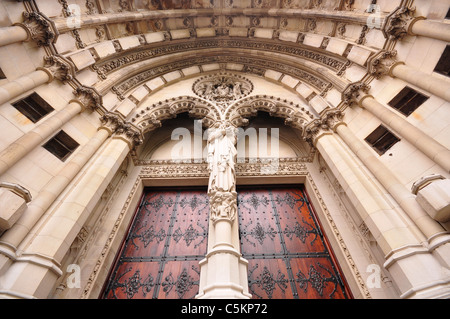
(382, 5, 418, 40)
(16, 11, 58, 46)
(192, 73, 253, 107)
(41, 55, 76, 83)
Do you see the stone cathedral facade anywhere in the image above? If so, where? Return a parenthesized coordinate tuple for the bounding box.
(0, 0, 449, 299)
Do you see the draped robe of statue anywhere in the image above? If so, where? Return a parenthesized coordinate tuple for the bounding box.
(207, 122, 237, 194)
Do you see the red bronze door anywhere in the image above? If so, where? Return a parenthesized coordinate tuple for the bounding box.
(102, 188, 209, 299)
(238, 186, 352, 299)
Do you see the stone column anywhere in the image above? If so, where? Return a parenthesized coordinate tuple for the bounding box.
(0, 117, 142, 299)
(343, 82, 450, 173)
(0, 70, 51, 106)
(390, 63, 450, 103)
(0, 86, 102, 178)
(305, 116, 450, 298)
(331, 115, 445, 240)
(0, 25, 29, 47)
(0, 121, 113, 256)
(367, 50, 450, 103)
(0, 55, 75, 107)
(196, 121, 251, 299)
(409, 19, 450, 43)
(383, 5, 450, 43)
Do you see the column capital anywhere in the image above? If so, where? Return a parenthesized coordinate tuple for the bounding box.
(36, 55, 76, 84)
(208, 190, 238, 224)
(101, 111, 144, 150)
(303, 108, 344, 147)
(303, 119, 333, 147)
(71, 85, 103, 111)
(14, 11, 58, 47)
(382, 5, 424, 40)
(341, 81, 371, 107)
(367, 50, 404, 79)
(99, 112, 122, 136)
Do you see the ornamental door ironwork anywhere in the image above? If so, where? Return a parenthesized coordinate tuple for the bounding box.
(102, 188, 209, 299)
(238, 186, 352, 299)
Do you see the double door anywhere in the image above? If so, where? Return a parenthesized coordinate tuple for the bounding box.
(102, 186, 351, 299)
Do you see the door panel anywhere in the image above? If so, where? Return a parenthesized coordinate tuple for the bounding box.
(238, 186, 351, 299)
(102, 189, 209, 299)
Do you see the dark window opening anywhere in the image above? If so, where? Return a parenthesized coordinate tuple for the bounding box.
(388, 86, 429, 116)
(434, 45, 450, 77)
(365, 125, 400, 155)
(43, 130, 79, 162)
(12, 93, 54, 123)
(445, 7, 450, 19)
(0, 68, 5, 80)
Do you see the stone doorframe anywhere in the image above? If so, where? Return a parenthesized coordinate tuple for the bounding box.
(79, 158, 378, 299)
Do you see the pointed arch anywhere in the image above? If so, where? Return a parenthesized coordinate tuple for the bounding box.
(131, 96, 220, 133)
(225, 95, 316, 133)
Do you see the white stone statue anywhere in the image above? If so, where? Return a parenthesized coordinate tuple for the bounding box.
(207, 121, 237, 194)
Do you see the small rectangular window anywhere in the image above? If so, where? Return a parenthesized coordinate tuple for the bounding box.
(434, 45, 450, 77)
(388, 86, 429, 116)
(365, 125, 400, 155)
(43, 130, 79, 162)
(12, 93, 54, 123)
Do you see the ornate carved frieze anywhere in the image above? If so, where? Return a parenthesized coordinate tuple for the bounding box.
(16, 11, 58, 46)
(92, 39, 348, 79)
(137, 158, 311, 177)
(192, 73, 253, 107)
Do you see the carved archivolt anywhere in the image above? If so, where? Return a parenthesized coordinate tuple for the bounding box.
(225, 95, 315, 132)
(131, 96, 220, 132)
